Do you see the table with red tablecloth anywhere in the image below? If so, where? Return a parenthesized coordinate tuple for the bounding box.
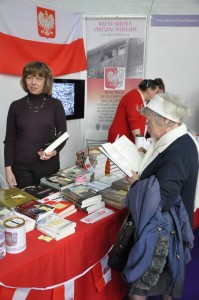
(0, 207, 128, 300)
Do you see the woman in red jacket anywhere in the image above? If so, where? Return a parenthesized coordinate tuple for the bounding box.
(108, 79, 159, 143)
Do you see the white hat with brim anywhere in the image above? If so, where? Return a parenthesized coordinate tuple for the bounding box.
(146, 95, 180, 123)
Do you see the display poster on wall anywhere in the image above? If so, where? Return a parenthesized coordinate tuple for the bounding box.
(86, 17, 147, 145)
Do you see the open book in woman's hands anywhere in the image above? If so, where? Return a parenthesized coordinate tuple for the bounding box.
(99, 135, 144, 177)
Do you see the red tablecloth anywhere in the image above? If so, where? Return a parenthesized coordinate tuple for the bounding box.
(0, 207, 128, 300)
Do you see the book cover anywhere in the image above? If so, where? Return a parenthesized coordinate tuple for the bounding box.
(99, 135, 144, 176)
(0, 187, 39, 209)
(14, 200, 54, 221)
(100, 186, 128, 203)
(62, 184, 101, 204)
(42, 132, 69, 154)
(24, 184, 57, 199)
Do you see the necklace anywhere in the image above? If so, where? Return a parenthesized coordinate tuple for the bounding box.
(26, 96, 46, 113)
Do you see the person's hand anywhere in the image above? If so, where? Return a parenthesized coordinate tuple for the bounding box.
(5, 166, 17, 188)
(126, 171, 139, 185)
(138, 147, 147, 154)
(37, 150, 57, 160)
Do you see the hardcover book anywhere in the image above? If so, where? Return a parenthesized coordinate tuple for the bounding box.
(62, 184, 102, 205)
(40, 131, 69, 154)
(99, 135, 144, 176)
(14, 199, 54, 221)
(0, 187, 39, 209)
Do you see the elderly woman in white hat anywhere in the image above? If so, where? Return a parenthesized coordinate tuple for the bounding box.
(123, 93, 199, 300)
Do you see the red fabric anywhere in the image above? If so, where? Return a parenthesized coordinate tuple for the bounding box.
(0, 208, 127, 300)
(193, 209, 199, 230)
(92, 261, 106, 292)
(108, 89, 146, 143)
(0, 33, 86, 76)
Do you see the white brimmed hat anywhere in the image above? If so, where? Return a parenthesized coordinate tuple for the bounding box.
(146, 95, 180, 123)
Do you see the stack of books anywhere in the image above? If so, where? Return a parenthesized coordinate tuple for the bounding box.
(100, 186, 128, 209)
(111, 176, 131, 191)
(83, 148, 107, 180)
(36, 214, 76, 240)
(75, 147, 90, 168)
(62, 184, 105, 214)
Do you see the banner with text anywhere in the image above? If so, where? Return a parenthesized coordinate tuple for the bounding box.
(86, 17, 147, 145)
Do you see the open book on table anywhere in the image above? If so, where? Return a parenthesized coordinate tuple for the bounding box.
(99, 135, 144, 177)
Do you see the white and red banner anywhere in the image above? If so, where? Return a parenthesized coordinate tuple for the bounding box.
(0, 0, 86, 76)
(86, 17, 147, 145)
(92, 255, 111, 292)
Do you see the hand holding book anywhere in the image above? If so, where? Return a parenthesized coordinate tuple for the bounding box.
(99, 135, 144, 177)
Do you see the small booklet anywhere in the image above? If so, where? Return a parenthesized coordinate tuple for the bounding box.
(41, 131, 69, 154)
(99, 135, 144, 177)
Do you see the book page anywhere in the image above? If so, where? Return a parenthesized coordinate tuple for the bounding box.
(100, 135, 144, 176)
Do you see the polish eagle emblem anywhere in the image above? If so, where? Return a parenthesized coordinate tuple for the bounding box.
(37, 7, 56, 38)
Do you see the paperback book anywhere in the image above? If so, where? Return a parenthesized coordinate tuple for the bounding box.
(36, 214, 76, 240)
(14, 199, 54, 221)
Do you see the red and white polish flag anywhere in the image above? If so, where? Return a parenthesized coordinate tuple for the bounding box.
(0, 0, 87, 76)
(92, 255, 112, 292)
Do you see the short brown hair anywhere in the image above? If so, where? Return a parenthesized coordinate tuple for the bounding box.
(20, 61, 53, 95)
